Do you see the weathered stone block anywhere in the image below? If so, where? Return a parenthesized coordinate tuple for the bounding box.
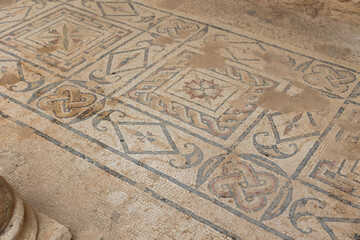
(0, 177, 71, 240)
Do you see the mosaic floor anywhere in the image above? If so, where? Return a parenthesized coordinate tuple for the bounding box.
(0, 0, 359, 239)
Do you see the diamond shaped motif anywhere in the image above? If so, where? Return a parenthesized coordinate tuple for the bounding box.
(268, 112, 320, 143)
(97, 2, 138, 17)
(108, 48, 147, 75)
(0, 6, 140, 77)
(113, 122, 178, 154)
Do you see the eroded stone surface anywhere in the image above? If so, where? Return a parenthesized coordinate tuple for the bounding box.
(0, 177, 71, 240)
(0, 177, 14, 233)
(148, 0, 360, 65)
(0, 0, 359, 239)
(249, 0, 360, 19)
(37, 213, 72, 240)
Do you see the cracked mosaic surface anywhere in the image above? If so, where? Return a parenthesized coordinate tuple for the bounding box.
(0, 0, 359, 239)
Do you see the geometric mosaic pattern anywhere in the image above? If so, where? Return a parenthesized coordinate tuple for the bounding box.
(0, 0, 359, 239)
